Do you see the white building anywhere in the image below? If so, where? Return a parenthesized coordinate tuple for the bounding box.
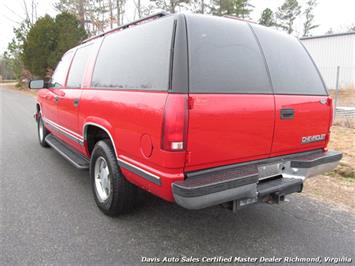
(301, 32, 355, 90)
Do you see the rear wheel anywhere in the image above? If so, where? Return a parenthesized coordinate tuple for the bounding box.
(90, 140, 137, 216)
(37, 115, 49, 147)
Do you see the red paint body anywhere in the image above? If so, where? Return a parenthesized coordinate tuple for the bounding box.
(36, 14, 332, 203)
(38, 86, 332, 202)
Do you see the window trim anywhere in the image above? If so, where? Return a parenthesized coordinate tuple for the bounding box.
(66, 43, 94, 89)
(90, 16, 176, 91)
(50, 50, 74, 88)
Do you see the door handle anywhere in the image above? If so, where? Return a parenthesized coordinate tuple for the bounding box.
(280, 108, 294, 120)
(73, 98, 80, 107)
(54, 95, 59, 103)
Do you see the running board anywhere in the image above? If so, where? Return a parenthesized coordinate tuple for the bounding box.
(45, 134, 89, 169)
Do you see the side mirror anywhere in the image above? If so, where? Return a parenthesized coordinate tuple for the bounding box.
(29, 80, 46, 89)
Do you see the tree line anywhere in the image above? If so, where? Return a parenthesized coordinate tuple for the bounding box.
(53, 0, 320, 36)
(0, 0, 343, 82)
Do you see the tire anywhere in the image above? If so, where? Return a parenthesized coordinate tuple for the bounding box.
(90, 140, 137, 216)
(37, 114, 50, 147)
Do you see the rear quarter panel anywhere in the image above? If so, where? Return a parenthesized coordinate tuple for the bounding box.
(79, 89, 185, 201)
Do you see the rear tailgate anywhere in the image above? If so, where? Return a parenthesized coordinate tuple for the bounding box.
(184, 15, 275, 171)
(183, 15, 331, 172)
(250, 24, 331, 156)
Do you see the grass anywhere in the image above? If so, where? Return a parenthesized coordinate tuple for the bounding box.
(303, 125, 355, 212)
(328, 87, 355, 128)
(328, 87, 355, 107)
(0, 81, 37, 96)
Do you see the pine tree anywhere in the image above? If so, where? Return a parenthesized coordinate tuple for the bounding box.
(22, 13, 87, 78)
(259, 8, 275, 27)
(54, 12, 87, 63)
(303, 0, 319, 36)
(276, 0, 301, 34)
(211, 0, 253, 18)
(22, 16, 57, 77)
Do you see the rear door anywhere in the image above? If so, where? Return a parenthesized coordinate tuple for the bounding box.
(251, 24, 331, 156)
(184, 15, 275, 171)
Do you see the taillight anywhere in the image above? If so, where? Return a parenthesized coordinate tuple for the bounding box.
(328, 96, 333, 126)
(161, 94, 188, 151)
(324, 96, 333, 150)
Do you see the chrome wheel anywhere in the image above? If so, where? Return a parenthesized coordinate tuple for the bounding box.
(39, 119, 44, 141)
(94, 156, 111, 202)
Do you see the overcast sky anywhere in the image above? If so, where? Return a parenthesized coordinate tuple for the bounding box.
(1, 0, 354, 54)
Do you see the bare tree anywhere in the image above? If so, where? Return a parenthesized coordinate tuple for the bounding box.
(150, 0, 191, 13)
(22, 0, 38, 25)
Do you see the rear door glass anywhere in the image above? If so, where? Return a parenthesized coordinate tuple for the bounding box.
(91, 16, 174, 91)
(187, 15, 272, 94)
(251, 24, 327, 95)
(67, 44, 93, 88)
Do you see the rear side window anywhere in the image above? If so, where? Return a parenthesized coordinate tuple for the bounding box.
(187, 15, 272, 94)
(67, 44, 93, 88)
(251, 24, 326, 95)
(92, 16, 174, 90)
(51, 51, 73, 87)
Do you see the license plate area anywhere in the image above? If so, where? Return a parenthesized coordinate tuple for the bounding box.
(257, 162, 283, 180)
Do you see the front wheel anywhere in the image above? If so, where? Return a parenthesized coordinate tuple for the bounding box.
(37, 115, 49, 147)
(90, 140, 137, 216)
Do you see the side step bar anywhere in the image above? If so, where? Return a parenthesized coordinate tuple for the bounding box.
(45, 134, 89, 169)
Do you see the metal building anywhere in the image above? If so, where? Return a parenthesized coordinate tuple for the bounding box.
(301, 32, 355, 90)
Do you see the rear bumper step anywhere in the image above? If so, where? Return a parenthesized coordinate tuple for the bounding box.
(172, 150, 342, 209)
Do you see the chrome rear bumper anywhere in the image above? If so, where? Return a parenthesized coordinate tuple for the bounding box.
(172, 150, 342, 209)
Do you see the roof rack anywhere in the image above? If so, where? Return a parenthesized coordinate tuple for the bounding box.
(82, 11, 170, 44)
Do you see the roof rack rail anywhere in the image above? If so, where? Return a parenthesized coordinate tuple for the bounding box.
(223, 15, 256, 24)
(82, 11, 170, 44)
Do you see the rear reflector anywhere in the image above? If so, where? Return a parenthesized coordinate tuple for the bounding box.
(161, 94, 188, 151)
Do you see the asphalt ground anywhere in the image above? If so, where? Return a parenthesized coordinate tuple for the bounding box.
(1, 85, 354, 265)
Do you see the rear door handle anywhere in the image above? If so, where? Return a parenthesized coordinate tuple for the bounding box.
(280, 108, 294, 120)
(54, 95, 59, 103)
(73, 98, 80, 107)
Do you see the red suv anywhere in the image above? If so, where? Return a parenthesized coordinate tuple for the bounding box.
(30, 12, 342, 216)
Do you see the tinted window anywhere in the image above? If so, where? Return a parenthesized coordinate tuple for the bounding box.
(92, 16, 174, 90)
(51, 51, 73, 87)
(251, 24, 326, 95)
(187, 15, 271, 94)
(67, 44, 93, 88)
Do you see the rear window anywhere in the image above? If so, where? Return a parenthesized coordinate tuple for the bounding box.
(187, 15, 272, 94)
(251, 24, 327, 95)
(91, 16, 174, 90)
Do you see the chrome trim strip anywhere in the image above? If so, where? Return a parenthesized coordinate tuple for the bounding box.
(43, 118, 84, 145)
(82, 122, 160, 185)
(83, 122, 118, 157)
(117, 158, 161, 185)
